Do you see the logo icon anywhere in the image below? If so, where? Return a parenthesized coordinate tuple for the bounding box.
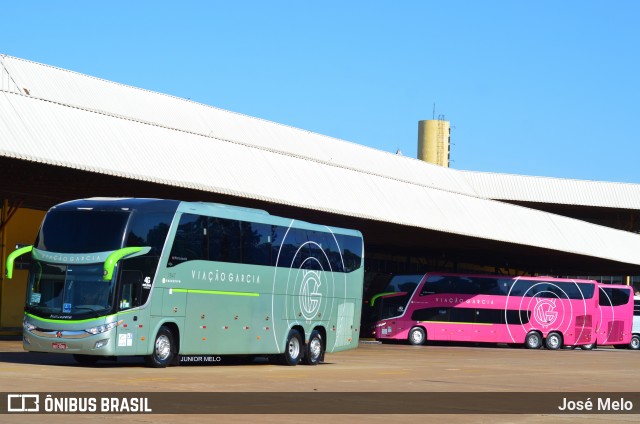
(299, 270, 323, 320)
(7, 394, 40, 412)
(533, 298, 558, 328)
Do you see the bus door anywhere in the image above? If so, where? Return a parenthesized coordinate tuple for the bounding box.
(115, 270, 144, 355)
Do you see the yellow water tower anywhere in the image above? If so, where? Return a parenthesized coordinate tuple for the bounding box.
(417, 118, 450, 167)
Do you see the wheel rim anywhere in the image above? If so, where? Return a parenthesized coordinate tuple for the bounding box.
(548, 335, 560, 349)
(631, 337, 640, 349)
(309, 338, 322, 360)
(410, 329, 423, 344)
(155, 334, 171, 361)
(527, 334, 539, 348)
(288, 336, 300, 359)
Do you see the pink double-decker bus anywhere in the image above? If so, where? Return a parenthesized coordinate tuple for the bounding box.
(582, 284, 635, 349)
(372, 273, 599, 350)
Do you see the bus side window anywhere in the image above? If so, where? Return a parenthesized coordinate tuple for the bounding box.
(119, 270, 143, 310)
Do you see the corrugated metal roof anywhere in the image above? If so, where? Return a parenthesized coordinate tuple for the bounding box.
(2, 54, 640, 266)
(461, 170, 640, 209)
(6, 55, 640, 210)
(0, 55, 478, 198)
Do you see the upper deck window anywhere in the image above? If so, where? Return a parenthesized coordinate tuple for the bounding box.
(36, 211, 129, 253)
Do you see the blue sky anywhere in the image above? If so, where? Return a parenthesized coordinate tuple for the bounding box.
(3, 1, 639, 183)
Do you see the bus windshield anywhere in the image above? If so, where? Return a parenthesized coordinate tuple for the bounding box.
(371, 274, 422, 320)
(26, 262, 115, 318)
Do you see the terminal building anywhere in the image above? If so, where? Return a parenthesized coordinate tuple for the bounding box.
(1, 54, 640, 332)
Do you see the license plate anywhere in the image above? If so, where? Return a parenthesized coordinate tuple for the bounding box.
(52, 342, 67, 350)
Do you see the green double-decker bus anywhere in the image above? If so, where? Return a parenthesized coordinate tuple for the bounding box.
(6, 198, 364, 367)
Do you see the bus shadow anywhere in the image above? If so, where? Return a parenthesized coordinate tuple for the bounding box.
(0, 351, 145, 367)
(0, 351, 336, 367)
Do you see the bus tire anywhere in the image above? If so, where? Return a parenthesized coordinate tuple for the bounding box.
(281, 329, 303, 366)
(73, 354, 100, 365)
(145, 326, 176, 368)
(580, 343, 595, 350)
(629, 335, 640, 350)
(303, 330, 324, 365)
(408, 327, 426, 346)
(545, 331, 563, 350)
(525, 331, 542, 349)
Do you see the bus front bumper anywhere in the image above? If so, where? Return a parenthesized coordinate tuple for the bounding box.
(23, 328, 118, 356)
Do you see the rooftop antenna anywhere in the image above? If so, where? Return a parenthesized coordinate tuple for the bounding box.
(432, 103, 436, 120)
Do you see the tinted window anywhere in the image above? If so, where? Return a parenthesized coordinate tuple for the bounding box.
(126, 211, 173, 255)
(384, 275, 423, 295)
(241, 221, 272, 266)
(599, 287, 631, 307)
(375, 293, 413, 320)
(36, 211, 129, 253)
(634, 300, 640, 316)
(306, 231, 331, 271)
(309, 231, 342, 272)
(209, 218, 242, 263)
(412, 307, 530, 324)
(272, 225, 295, 267)
(412, 307, 450, 322)
(167, 216, 361, 273)
(420, 275, 595, 300)
(337, 234, 363, 273)
(450, 307, 475, 323)
(167, 214, 207, 267)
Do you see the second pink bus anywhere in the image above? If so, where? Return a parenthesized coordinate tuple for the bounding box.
(372, 273, 599, 350)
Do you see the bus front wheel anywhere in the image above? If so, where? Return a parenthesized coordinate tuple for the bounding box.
(408, 327, 426, 346)
(525, 331, 542, 349)
(145, 326, 176, 368)
(303, 330, 324, 365)
(281, 329, 303, 366)
(629, 335, 640, 350)
(545, 332, 563, 350)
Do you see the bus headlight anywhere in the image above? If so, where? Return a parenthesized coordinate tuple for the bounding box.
(23, 318, 36, 332)
(85, 320, 123, 335)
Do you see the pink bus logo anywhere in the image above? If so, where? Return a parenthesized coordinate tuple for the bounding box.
(533, 298, 558, 328)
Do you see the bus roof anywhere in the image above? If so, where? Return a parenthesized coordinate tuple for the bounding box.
(52, 198, 362, 238)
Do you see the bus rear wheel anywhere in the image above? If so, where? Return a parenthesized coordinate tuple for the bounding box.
(580, 343, 595, 350)
(629, 335, 640, 350)
(545, 332, 563, 350)
(145, 326, 176, 368)
(281, 329, 303, 366)
(408, 327, 426, 346)
(303, 330, 324, 365)
(525, 331, 542, 349)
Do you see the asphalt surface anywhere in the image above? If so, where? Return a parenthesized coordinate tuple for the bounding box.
(0, 338, 638, 423)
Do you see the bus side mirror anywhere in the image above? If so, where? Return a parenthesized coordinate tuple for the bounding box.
(103, 246, 151, 281)
(369, 291, 408, 307)
(5, 245, 33, 279)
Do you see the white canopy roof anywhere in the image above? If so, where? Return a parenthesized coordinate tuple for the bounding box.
(2, 54, 640, 266)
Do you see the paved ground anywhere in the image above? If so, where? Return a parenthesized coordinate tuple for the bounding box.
(0, 339, 638, 423)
